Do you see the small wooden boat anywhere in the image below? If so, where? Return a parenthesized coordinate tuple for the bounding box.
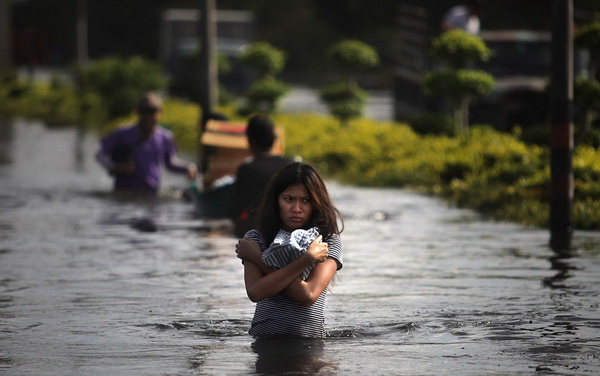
(191, 119, 284, 218)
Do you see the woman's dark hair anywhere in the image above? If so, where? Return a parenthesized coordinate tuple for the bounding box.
(254, 162, 343, 244)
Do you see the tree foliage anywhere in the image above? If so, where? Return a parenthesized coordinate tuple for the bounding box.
(423, 31, 495, 135)
(424, 69, 495, 99)
(574, 15, 600, 52)
(327, 39, 380, 74)
(320, 39, 379, 125)
(238, 41, 289, 115)
(573, 14, 600, 146)
(431, 30, 492, 68)
(79, 56, 168, 119)
(240, 41, 287, 77)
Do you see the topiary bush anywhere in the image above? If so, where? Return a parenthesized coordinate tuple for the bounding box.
(327, 39, 380, 79)
(319, 82, 368, 103)
(424, 30, 495, 135)
(424, 69, 495, 98)
(320, 39, 379, 126)
(79, 56, 168, 119)
(239, 77, 290, 116)
(240, 41, 286, 77)
(431, 29, 492, 68)
(574, 14, 600, 77)
(573, 15, 600, 147)
(319, 82, 368, 124)
(238, 42, 289, 116)
(424, 69, 494, 135)
(574, 77, 600, 145)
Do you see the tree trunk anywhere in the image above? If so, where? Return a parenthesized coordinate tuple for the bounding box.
(0, 0, 12, 70)
(461, 97, 470, 135)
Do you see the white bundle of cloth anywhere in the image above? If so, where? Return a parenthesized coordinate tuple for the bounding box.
(262, 227, 320, 280)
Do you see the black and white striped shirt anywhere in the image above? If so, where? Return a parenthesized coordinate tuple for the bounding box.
(245, 229, 343, 338)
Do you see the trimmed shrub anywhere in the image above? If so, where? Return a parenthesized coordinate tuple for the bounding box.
(238, 42, 289, 115)
(424, 30, 495, 134)
(431, 29, 492, 68)
(321, 39, 379, 125)
(240, 41, 286, 77)
(327, 39, 380, 74)
(243, 77, 290, 113)
(79, 56, 168, 119)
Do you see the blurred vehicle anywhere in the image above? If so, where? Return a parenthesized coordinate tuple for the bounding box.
(470, 30, 552, 130)
(160, 9, 255, 99)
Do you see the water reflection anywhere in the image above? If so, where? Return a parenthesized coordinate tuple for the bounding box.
(252, 337, 338, 374)
(1, 118, 599, 375)
(0, 118, 14, 165)
(73, 124, 87, 172)
(543, 255, 577, 289)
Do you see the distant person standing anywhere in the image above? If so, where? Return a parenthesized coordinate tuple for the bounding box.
(441, 0, 484, 35)
(229, 114, 294, 238)
(96, 92, 197, 194)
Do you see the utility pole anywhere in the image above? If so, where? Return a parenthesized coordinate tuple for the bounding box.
(76, 0, 88, 69)
(197, 0, 218, 182)
(74, 0, 88, 85)
(549, 0, 574, 254)
(0, 0, 12, 71)
(198, 0, 218, 125)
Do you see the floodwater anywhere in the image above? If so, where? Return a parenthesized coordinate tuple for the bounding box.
(1, 117, 599, 375)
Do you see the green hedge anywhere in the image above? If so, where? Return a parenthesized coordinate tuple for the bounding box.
(0, 72, 105, 125)
(2, 76, 599, 230)
(271, 113, 600, 230)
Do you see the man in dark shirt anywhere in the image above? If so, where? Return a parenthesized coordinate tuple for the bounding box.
(229, 114, 294, 237)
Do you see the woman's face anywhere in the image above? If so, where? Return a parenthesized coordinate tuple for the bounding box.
(278, 183, 313, 232)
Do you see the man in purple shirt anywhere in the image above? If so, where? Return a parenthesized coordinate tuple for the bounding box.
(96, 92, 197, 194)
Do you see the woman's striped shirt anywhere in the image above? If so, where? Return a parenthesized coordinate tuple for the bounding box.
(261, 227, 320, 281)
(244, 229, 343, 338)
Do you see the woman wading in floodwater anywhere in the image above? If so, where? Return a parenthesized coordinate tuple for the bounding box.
(235, 162, 343, 337)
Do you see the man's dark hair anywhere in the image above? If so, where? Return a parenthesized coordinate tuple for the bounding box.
(468, 0, 485, 10)
(246, 114, 276, 150)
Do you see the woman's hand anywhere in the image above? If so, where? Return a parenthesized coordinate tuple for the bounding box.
(307, 235, 328, 263)
(235, 237, 262, 265)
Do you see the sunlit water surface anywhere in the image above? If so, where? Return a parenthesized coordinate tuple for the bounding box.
(1, 118, 599, 375)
